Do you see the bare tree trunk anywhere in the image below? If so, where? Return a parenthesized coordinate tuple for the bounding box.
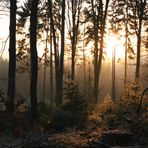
(88, 61, 91, 97)
(135, 21, 142, 80)
(48, 0, 59, 105)
(50, 33, 53, 109)
(71, 0, 81, 80)
(43, 16, 49, 103)
(112, 46, 116, 101)
(71, 0, 76, 80)
(124, 0, 128, 87)
(83, 24, 86, 94)
(30, 0, 39, 121)
(8, 0, 17, 112)
(58, 0, 65, 104)
(92, 0, 110, 101)
(91, 0, 99, 100)
(135, 0, 146, 80)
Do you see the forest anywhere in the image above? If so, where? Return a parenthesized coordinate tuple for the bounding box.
(0, 0, 148, 147)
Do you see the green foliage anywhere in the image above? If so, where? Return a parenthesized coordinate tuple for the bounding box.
(37, 102, 52, 130)
(88, 82, 148, 136)
(113, 83, 148, 145)
(116, 83, 142, 120)
(88, 94, 116, 128)
(52, 80, 88, 128)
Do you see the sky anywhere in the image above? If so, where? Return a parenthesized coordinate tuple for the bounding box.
(0, 9, 9, 38)
(0, 0, 25, 59)
(0, 9, 9, 59)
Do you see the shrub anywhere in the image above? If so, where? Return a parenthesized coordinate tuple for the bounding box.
(115, 82, 148, 144)
(52, 80, 88, 128)
(115, 82, 147, 128)
(98, 95, 116, 128)
(88, 82, 148, 133)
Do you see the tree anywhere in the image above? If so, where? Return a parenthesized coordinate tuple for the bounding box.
(50, 31, 53, 109)
(48, 0, 60, 105)
(108, 0, 123, 101)
(135, 0, 147, 80)
(8, 0, 17, 112)
(48, 0, 66, 105)
(124, 0, 128, 87)
(30, 0, 39, 121)
(124, 0, 147, 80)
(84, 0, 110, 100)
(67, 0, 82, 80)
(58, 0, 65, 103)
(43, 4, 50, 103)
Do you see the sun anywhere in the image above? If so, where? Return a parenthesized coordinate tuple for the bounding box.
(105, 35, 125, 61)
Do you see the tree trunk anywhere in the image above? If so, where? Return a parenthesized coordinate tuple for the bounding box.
(71, 0, 76, 80)
(112, 45, 116, 101)
(91, 0, 99, 100)
(50, 33, 53, 110)
(58, 0, 65, 104)
(135, 21, 142, 80)
(135, 0, 146, 80)
(124, 4, 128, 87)
(48, 0, 59, 105)
(43, 16, 49, 103)
(30, 0, 39, 121)
(83, 24, 86, 94)
(93, 0, 110, 101)
(8, 0, 17, 112)
(70, 0, 81, 80)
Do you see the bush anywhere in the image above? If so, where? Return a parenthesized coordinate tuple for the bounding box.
(88, 82, 148, 133)
(115, 83, 142, 123)
(98, 95, 116, 128)
(52, 80, 88, 129)
(115, 83, 148, 133)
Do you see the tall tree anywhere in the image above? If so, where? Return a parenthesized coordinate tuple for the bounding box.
(50, 32, 53, 109)
(48, 0, 60, 105)
(43, 5, 50, 103)
(84, 0, 110, 100)
(58, 0, 65, 104)
(48, 0, 66, 105)
(67, 0, 82, 80)
(108, 0, 136, 88)
(8, 0, 17, 112)
(108, 0, 122, 101)
(30, 0, 39, 121)
(124, 0, 128, 87)
(135, 0, 147, 80)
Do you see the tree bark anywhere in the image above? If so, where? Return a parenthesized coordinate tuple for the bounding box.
(58, 0, 65, 104)
(30, 0, 39, 121)
(8, 0, 17, 112)
(50, 33, 53, 109)
(93, 0, 110, 100)
(135, 0, 146, 80)
(48, 0, 59, 105)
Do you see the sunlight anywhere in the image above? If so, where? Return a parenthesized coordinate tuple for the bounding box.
(105, 35, 125, 61)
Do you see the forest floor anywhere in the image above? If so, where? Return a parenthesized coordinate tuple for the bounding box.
(0, 121, 147, 148)
(0, 112, 147, 148)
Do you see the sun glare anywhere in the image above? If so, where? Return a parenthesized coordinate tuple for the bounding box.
(105, 35, 125, 61)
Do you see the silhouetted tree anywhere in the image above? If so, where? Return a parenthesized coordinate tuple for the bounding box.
(48, 0, 59, 105)
(68, 0, 82, 80)
(108, 0, 123, 101)
(48, 0, 66, 105)
(84, 0, 110, 100)
(135, 0, 147, 80)
(50, 32, 53, 109)
(124, 0, 147, 80)
(30, 0, 39, 121)
(8, 0, 17, 112)
(58, 0, 65, 104)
